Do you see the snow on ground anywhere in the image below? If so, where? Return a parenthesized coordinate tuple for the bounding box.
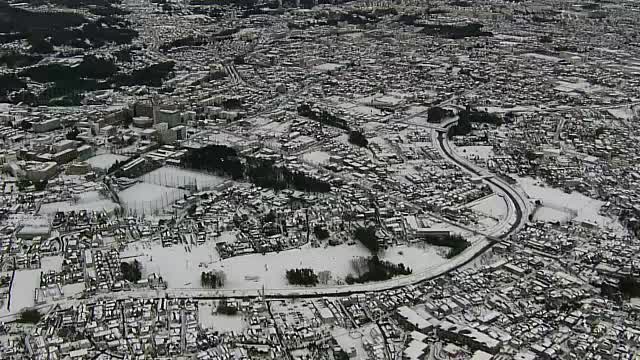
(118, 182, 188, 215)
(9, 269, 40, 312)
(122, 240, 447, 290)
(332, 323, 379, 358)
(40, 256, 63, 272)
(301, 151, 331, 166)
(455, 145, 495, 160)
(140, 166, 225, 190)
(607, 105, 640, 120)
(62, 283, 85, 297)
(405, 105, 429, 115)
(39, 191, 118, 215)
(533, 206, 573, 223)
(483, 105, 542, 113)
(198, 300, 246, 332)
(516, 176, 626, 233)
(85, 153, 128, 170)
(468, 194, 508, 220)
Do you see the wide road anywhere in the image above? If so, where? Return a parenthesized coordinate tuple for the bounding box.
(105, 125, 529, 301)
(435, 130, 529, 239)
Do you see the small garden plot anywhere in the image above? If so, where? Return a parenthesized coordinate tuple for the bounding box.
(198, 300, 246, 332)
(118, 182, 188, 215)
(140, 166, 225, 190)
(85, 153, 128, 171)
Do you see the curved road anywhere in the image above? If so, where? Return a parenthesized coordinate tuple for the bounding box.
(108, 125, 529, 300)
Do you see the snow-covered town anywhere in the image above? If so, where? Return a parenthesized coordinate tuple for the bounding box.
(0, 0, 640, 358)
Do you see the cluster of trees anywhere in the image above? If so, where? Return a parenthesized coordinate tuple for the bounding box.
(297, 103, 369, 148)
(120, 260, 142, 282)
(619, 276, 640, 299)
(17, 59, 174, 106)
(183, 145, 332, 192)
(348, 130, 368, 147)
(106, 156, 134, 175)
(200, 270, 226, 289)
(114, 47, 134, 62)
(298, 103, 351, 131)
(217, 301, 238, 315)
(0, 74, 26, 100)
(427, 106, 454, 123)
(313, 225, 330, 240)
(14, 56, 113, 106)
(66, 127, 80, 140)
(421, 23, 493, 39)
(448, 106, 503, 137)
(354, 226, 380, 254)
(19, 309, 42, 324)
(0, 52, 42, 69)
(421, 233, 470, 259)
(286, 268, 319, 286)
(0, 1, 86, 34)
(345, 255, 412, 284)
(0, 2, 138, 51)
(599, 276, 640, 302)
(246, 157, 331, 192)
(17, 179, 47, 191)
(183, 144, 244, 179)
(112, 61, 175, 87)
(160, 36, 208, 52)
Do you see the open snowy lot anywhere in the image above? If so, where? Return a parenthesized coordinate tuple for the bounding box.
(85, 153, 128, 171)
(9, 269, 40, 313)
(198, 300, 246, 332)
(515, 176, 626, 232)
(533, 206, 573, 223)
(118, 182, 188, 215)
(139, 166, 225, 190)
(606, 105, 640, 120)
(455, 145, 495, 160)
(302, 150, 331, 165)
(40, 190, 119, 215)
(122, 239, 448, 290)
(469, 194, 508, 221)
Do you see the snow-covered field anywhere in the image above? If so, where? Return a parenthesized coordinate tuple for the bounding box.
(85, 153, 128, 171)
(121, 239, 447, 290)
(41, 256, 63, 272)
(9, 269, 40, 313)
(469, 194, 508, 220)
(198, 300, 246, 332)
(118, 182, 188, 215)
(456, 145, 495, 160)
(140, 166, 225, 190)
(533, 206, 573, 223)
(302, 150, 331, 165)
(607, 105, 640, 120)
(516, 176, 625, 233)
(40, 191, 118, 215)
